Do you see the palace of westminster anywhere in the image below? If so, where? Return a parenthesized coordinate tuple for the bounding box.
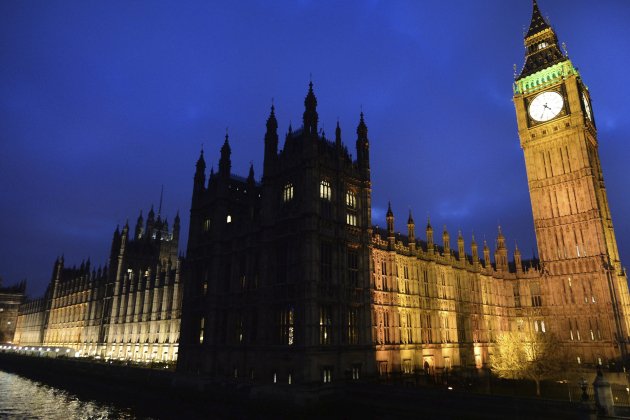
(5, 1, 630, 385)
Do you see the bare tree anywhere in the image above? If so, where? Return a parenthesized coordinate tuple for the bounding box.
(491, 330, 572, 396)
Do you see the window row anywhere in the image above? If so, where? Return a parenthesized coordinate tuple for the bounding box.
(282, 181, 358, 208)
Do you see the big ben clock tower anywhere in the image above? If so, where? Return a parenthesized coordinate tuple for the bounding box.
(514, 1, 630, 362)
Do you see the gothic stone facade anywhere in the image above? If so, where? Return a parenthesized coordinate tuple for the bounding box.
(13, 209, 182, 363)
(0, 281, 26, 343)
(12, 0, 630, 385)
(178, 84, 375, 383)
(178, 1, 630, 385)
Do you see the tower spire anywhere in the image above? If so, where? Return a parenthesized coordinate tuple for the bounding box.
(356, 112, 370, 176)
(526, 0, 550, 38)
(303, 81, 318, 136)
(219, 132, 231, 179)
(158, 185, 164, 217)
(517, 0, 567, 79)
(263, 102, 279, 179)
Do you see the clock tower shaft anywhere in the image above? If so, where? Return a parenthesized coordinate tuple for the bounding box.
(514, 1, 630, 361)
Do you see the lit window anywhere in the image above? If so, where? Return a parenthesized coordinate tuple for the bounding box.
(352, 365, 360, 380)
(346, 190, 356, 208)
(288, 373, 292, 385)
(320, 305, 332, 345)
(273, 372, 277, 383)
(323, 367, 332, 383)
(403, 359, 412, 374)
(577, 356, 581, 365)
(320, 180, 331, 200)
(203, 218, 211, 231)
(199, 317, 205, 344)
(346, 213, 357, 226)
(226, 215, 232, 223)
(283, 183, 294, 202)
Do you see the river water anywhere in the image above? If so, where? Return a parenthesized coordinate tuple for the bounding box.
(0, 370, 142, 419)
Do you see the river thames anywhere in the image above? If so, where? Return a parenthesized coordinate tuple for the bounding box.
(0, 370, 142, 419)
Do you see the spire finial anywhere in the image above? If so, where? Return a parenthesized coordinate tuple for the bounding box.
(158, 185, 164, 217)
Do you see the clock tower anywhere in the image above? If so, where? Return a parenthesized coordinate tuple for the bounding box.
(514, 0, 630, 362)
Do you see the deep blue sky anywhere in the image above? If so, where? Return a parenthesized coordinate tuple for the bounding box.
(1, 1, 629, 297)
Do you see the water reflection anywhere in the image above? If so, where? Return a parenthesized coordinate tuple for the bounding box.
(0, 370, 139, 419)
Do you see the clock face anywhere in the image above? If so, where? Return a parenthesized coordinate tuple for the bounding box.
(528, 91, 564, 122)
(582, 92, 592, 120)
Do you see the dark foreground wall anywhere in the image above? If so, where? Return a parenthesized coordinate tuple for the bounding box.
(0, 353, 598, 420)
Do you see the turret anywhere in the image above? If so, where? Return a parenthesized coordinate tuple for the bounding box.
(303, 81, 318, 136)
(483, 240, 491, 269)
(426, 217, 434, 254)
(494, 226, 508, 272)
(121, 222, 129, 246)
(247, 163, 255, 187)
(386, 202, 395, 248)
(335, 120, 342, 149)
(442, 226, 450, 257)
(146, 206, 156, 239)
(110, 225, 121, 259)
(263, 104, 278, 179)
(471, 234, 479, 264)
(457, 230, 465, 262)
(219, 133, 231, 180)
(407, 210, 416, 252)
(173, 211, 180, 243)
(514, 242, 523, 274)
(356, 112, 370, 177)
(134, 210, 144, 240)
(194, 148, 206, 194)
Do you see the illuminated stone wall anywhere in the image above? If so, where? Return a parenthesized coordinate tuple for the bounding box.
(13, 209, 183, 363)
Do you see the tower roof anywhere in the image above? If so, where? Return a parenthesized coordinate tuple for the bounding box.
(526, 0, 550, 38)
(517, 0, 567, 80)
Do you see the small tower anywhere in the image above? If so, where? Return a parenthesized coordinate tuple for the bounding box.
(146, 205, 156, 239)
(471, 234, 479, 264)
(494, 226, 508, 272)
(335, 120, 342, 149)
(263, 104, 278, 179)
(194, 148, 206, 194)
(134, 210, 144, 240)
(426, 217, 434, 254)
(442, 226, 450, 257)
(303, 81, 318, 136)
(514, 242, 523, 274)
(386, 202, 395, 249)
(483, 239, 491, 269)
(247, 163, 255, 186)
(457, 230, 465, 262)
(219, 133, 231, 180)
(356, 112, 370, 177)
(173, 211, 181, 244)
(408, 210, 416, 252)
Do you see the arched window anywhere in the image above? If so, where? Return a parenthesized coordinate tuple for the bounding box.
(346, 190, 357, 208)
(283, 183, 294, 202)
(320, 180, 331, 200)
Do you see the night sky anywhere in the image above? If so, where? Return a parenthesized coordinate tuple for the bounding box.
(1, 1, 629, 298)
